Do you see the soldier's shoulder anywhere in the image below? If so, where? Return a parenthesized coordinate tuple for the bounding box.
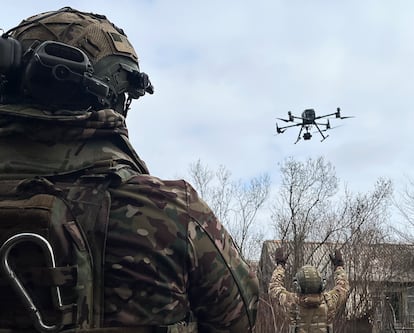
(116, 174, 218, 225)
(116, 174, 203, 207)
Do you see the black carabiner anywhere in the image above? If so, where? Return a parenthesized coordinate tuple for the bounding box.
(0, 233, 63, 333)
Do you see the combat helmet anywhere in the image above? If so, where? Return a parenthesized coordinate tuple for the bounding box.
(0, 7, 153, 115)
(294, 265, 326, 294)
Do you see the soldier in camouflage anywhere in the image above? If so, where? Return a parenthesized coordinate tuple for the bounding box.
(0, 7, 258, 333)
(268, 248, 349, 333)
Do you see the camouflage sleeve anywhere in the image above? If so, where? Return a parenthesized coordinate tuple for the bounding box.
(324, 266, 349, 321)
(268, 264, 297, 316)
(186, 182, 259, 332)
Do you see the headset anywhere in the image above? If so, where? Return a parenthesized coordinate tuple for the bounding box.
(0, 33, 153, 112)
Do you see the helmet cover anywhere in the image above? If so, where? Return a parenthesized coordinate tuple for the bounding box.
(294, 265, 324, 294)
(6, 7, 152, 113)
(11, 7, 138, 65)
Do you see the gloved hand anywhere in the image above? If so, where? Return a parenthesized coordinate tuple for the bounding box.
(329, 249, 344, 268)
(274, 247, 289, 267)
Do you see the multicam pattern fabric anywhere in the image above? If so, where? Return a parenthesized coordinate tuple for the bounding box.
(268, 264, 349, 333)
(105, 175, 258, 331)
(0, 104, 148, 178)
(0, 186, 94, 330)
(0, 104, 259, 332)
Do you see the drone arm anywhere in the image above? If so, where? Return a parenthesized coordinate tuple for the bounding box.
(277, 115, 304, 123)
(290, 114, 307, 122)
(276, 123, 302, 132)
(314, 112, 337, 120)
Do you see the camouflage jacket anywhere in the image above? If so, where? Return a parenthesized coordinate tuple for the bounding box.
(0, 104, 259, 332)
(268, 264, 349, 333)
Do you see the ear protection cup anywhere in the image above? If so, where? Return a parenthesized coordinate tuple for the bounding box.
(321, 278, 327, 292)
(0, 36, 23, 102)
(22, 40, 111, 109)
(0, 36, 22, 74)
(2, 7, 153, 113)
(293, 277, 302, 293)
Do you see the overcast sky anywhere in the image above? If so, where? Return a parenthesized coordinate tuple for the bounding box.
(2, 1, 414, 225)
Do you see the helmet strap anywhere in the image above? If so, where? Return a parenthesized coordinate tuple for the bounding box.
(124, 95, 132, 117)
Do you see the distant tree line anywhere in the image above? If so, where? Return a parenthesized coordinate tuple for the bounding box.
(187, 159, 270, 260)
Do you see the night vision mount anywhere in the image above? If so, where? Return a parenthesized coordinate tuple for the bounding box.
(0, 33, 153, 112)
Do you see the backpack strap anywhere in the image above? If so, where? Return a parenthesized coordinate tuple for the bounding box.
(63, 321, 198, 332)
(0, 177, 87, 330)
(15, 175, 112, 328)
(0, 322, 199, 333)
(64, 175, 112, 328)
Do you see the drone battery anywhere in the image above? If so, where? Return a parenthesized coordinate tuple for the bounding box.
(0, 36, 22, 74)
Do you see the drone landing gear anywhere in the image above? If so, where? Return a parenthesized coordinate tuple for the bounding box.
(314, 123, 329, 142)
(294, 126, 304, 144)
(295, 125, 329, 144)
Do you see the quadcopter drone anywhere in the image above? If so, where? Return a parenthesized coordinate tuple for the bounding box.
(276, 107, 353, 144)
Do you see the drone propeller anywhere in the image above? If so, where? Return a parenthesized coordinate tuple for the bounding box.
(276, 117, 291, 123)
(335, 107, 354, 119)
(320, 124, 343, 133)
(277, 111, 295, 123)
(276, 123, 285, 134)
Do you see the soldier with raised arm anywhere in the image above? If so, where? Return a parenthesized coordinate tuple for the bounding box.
(269, 248, 349, 333)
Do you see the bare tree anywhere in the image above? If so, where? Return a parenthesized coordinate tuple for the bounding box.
(187, 159, 270, 259)
(187, 159, 214, 200)
(333, 178, 394, 332)
(230, 174, 271, 259)
(271, 156, 338, 269)
(392, 176, 414, 242)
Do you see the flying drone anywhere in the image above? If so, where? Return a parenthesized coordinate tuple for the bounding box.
(276, 107, 353, 144)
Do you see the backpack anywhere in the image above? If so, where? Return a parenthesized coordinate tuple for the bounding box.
(0, 175, 111, 332)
